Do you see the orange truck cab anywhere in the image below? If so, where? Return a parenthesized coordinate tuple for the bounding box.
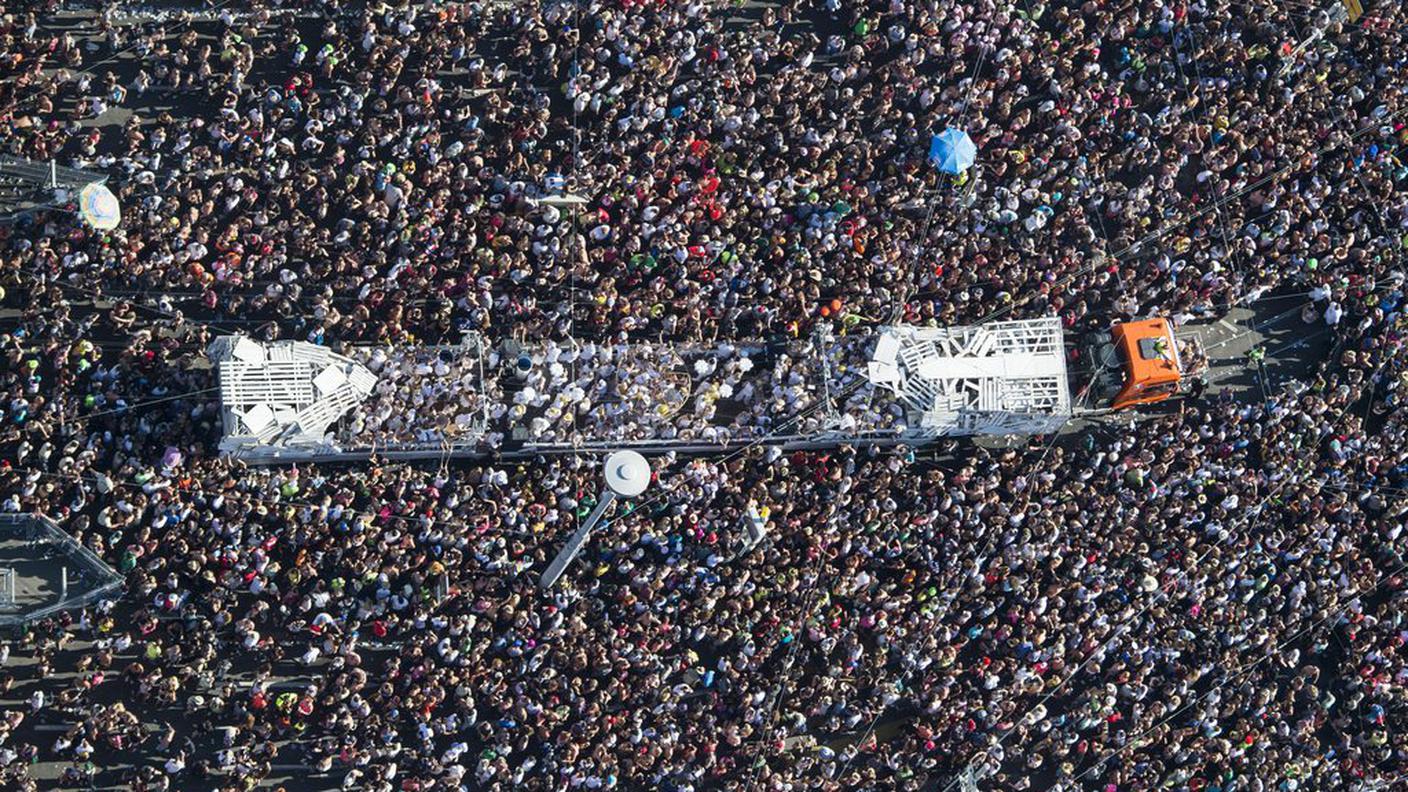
(1110, 319, 1184, 409)
(1075, 317, 1210, 408)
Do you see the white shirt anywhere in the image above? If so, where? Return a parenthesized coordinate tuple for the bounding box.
(1324, 302, 1343, 326)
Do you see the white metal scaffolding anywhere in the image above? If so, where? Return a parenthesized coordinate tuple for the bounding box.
(209, 337, 378, 456)
(0, 568, 15, 611)
(212, 319, 1078, 463)
(866, 318, 1072, 438)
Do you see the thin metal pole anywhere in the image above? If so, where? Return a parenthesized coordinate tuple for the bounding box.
(60, 567, 67, 601)
(816, 326, 836, 426)
(539, 489, 616, 589)
(475, 333, 490, 432)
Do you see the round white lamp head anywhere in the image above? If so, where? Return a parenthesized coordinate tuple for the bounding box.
(603, 450, 650, 497)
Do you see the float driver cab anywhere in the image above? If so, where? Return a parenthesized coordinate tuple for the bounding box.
(1081, 318, 1207, 411)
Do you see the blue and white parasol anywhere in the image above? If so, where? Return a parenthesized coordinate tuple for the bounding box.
(928, 128, 977, 175)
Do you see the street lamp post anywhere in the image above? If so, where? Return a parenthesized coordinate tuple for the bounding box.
(539, 450, 651, 589)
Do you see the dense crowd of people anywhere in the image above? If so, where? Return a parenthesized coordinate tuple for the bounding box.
(0, 0, 1405, 790)
(343, 344, 489, 447)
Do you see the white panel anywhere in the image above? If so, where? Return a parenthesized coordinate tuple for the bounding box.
(867, 361, 901, 386)
(913, 353, 1064, 381)
(313, 365, 348, 396)
(290, 345, 333, 364)
(346, 367, 379, 396)
(873, 333, 901, 365)
(265, 346, 295, 363)
(242, 403, 275, 433)
(232, 337, 266, 363)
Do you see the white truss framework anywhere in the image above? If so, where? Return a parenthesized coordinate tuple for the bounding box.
(209, 336, 377, 455)
(866, 319, 1072, 437)
(211, 321, 1079, 463)
(0, 568, 14, 611)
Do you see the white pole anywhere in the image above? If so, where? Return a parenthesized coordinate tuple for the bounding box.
(60, 567, 67, 601)
(49, 160, 56, 189)
(539, 490, 616, 589)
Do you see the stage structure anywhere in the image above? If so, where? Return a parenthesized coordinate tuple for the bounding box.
(209, 336, 380, 457)
(209, 319, 1084, 463)
(0, 514, 125, 627)
(866, 318, 1072, 438)
(211, 331, 863, 462)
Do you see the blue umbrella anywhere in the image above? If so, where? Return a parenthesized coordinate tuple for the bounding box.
(928, 128, 977, 175)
